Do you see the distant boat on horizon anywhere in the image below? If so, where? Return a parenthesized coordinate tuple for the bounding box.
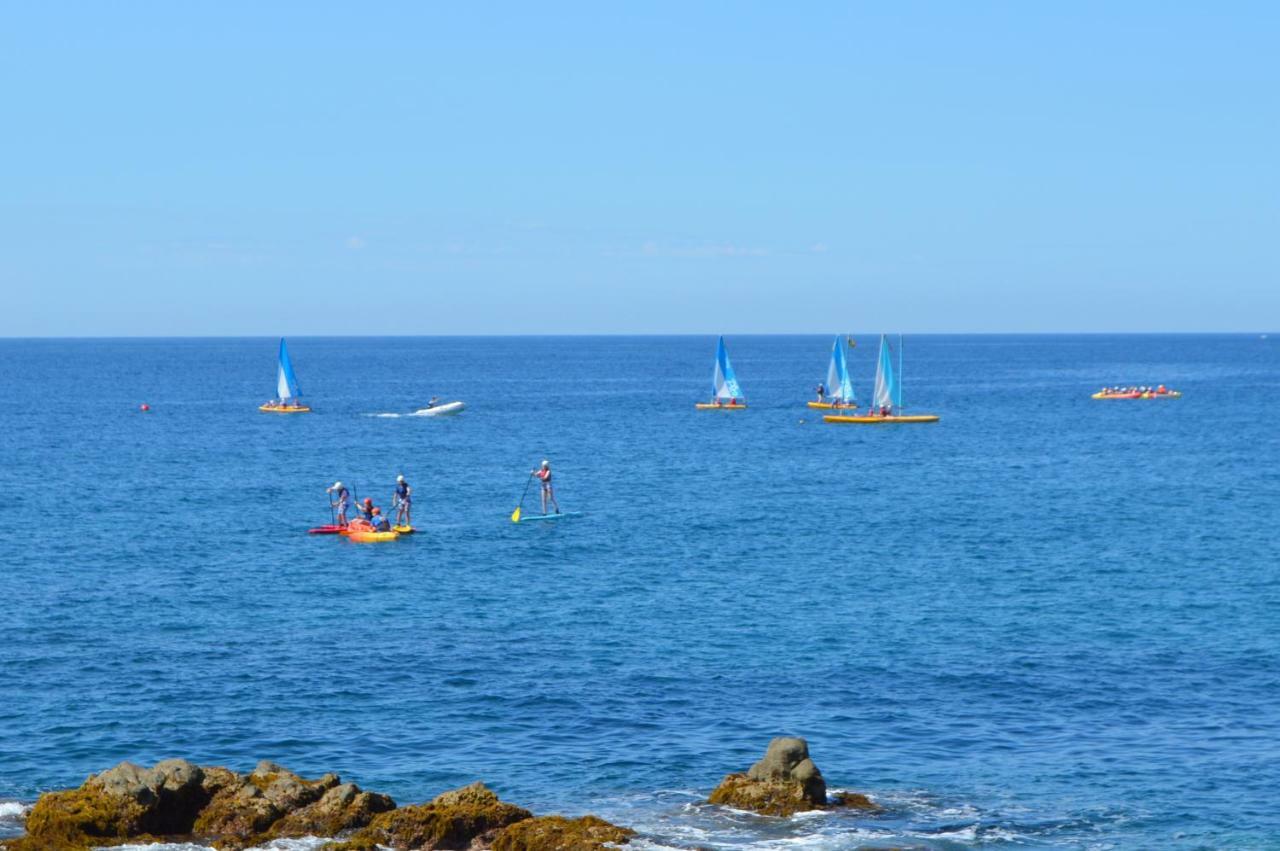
(808, 335, 857, 410)
(695, 336, 747, 410)
(824, 334, 939, 424)
(259, 338, 311, 413)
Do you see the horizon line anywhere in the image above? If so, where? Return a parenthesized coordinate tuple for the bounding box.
(0, 330, 1274, 341)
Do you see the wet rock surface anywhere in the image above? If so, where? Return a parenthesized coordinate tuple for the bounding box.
(324, 781, 533, 850)
(491, 815, 634, 851)
(0, 759, 391, 851)
(708, 737, 881, 817)
(5, 740, 878, 850)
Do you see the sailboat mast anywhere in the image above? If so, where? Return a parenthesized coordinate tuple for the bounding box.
(898, 333, 904, 412)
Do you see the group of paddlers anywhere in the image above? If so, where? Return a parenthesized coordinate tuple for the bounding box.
(320, 460, 561, 528)
(1097, 384, 1175, 396)
(325, 475, 412, 530)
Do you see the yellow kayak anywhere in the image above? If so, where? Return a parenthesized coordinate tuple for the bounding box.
(259, 404, 312, 413)
(695, 403, 747, 410)
(347, 530, 400, 543)
(824, 414, 940, 424)
(807, 401, 857, 410)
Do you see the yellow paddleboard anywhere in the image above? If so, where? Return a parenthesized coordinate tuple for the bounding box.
(392, 525, 415, 534)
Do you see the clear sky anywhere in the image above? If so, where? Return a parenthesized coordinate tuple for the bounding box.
(2, 2, 1277, 335)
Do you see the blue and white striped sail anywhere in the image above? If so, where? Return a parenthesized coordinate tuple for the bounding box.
(712, 336, 743, 400)
(825, 336, 856, 403)
(276, 338, 302, 402)
(872, 334, 900, 410)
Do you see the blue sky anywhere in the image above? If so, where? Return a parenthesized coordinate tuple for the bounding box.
(2, 2, 1276, 335)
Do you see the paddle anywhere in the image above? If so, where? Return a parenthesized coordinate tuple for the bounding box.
(511, 474, 534, 523)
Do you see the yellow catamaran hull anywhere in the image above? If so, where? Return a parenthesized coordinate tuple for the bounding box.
(824, 414, 940, 424)
(695, 403, 747, 410)
(258, 404, 312, 413)
(806, 401, 857, 410)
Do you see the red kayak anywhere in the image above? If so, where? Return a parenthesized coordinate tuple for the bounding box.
(308, 525, 346, 535)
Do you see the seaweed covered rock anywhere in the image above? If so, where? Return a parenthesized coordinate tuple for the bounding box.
(326, 781, 532, 850)
(709, 737, 847, 816)
(492, 815, 634, 851)
(0, 759, 392, 851)
(830, 790, 882, 811)
(2, 758, 212, 851)
(192, 760, 341, 844)
(268, 782, 396, 839)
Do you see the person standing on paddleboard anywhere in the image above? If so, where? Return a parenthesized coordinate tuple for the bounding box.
(327, 481, 351, 527)
(393, 475, 412, 528)
(531, 460, 560, 515)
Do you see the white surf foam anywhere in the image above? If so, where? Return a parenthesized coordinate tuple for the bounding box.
(0, 802, 30, 824)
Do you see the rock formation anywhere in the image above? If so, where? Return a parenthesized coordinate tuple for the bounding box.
(708, 737, 880, 817)
(323, 781, 532, 850)
(492, 815, 635, 851)
(1, 760, 631, 851)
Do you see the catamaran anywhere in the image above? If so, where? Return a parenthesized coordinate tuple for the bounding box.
(259, 338, 312, 413)
(824, 334, 938, 424)
(808, 336, 857, 410)
(695, 336, 747, 409)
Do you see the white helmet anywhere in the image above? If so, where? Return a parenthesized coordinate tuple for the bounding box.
(396, 475, 405, 483)
(541, 460, 550, 468)
(332, 481, 343, 489)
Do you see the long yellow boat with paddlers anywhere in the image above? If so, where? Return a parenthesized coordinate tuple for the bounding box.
(824, 334, 939, 425)
(1091, 386, 1182, 400)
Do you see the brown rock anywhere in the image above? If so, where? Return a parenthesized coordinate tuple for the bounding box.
(268, 782, 396, 838)
(325, 781, 532, 850)
(492, 815, 634, 851)
(192, 761, 339, 843)
(831, 790, 882, 812)
(708, 738, 879, 818)
(1, 758, 215, 851)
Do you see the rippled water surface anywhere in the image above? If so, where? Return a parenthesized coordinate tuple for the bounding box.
(2, 335, 1278, 849)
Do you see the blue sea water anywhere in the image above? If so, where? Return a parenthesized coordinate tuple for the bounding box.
(1, 334, 1278, 850)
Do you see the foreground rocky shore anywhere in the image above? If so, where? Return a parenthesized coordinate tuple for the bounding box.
(2, 737, 878, 850)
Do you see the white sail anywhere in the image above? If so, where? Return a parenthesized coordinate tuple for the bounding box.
(276, 362, 292, 401)
(275, 338, 302, 402)
(825, 336, 855, 402)
(713, 336, 743, 400)
(871, 334, 897, 410)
